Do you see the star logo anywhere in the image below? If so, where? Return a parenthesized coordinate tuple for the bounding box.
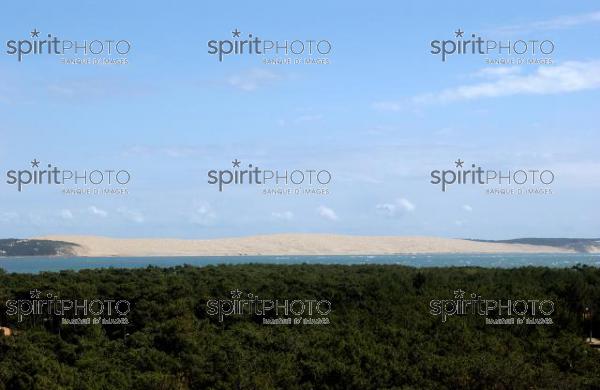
(454, 158, 464, 168)
(30, 29, 40, 38)
(454, 29, 464, 38)
(453, 289, 465, 299)
(30, 289, 41, 299)
(232, 29, 241, 38)
(230, 289, 242, 299)
(232, 159, 241, 168)
(31, 159, 40, 168)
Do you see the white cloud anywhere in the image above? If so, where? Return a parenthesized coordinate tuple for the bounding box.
(376, 61, 600, 109)
(494, 11, 600, 34)
(190, 204, 216, 226)
(27, 212, 45, 226)
(462, 205, 473, 212)
(276, 112, 323, 128)
(88, 206, 107, 218)
(60, 209, 74, 220)
(47, 78, 152, 99)
(376, 198, 415, 217)
(122, 145, 211, 159)
(227, 69, 280, 91)
(0, 212, 19, 223)
(162, 147, 199, 158)
(372, 101, 404, 112)
(117, 207, 145, 223)
(317, 206, 338, 221)
(375, 203, 397, 216)
(296, 114, 322, 122)
(397, 198, 416, 212)
(420, 61, 600, 103)
(474, 67, 521, 78)
(271, 211, 294, 221)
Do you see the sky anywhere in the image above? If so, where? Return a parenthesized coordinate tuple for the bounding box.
(0, 1, 599, 239)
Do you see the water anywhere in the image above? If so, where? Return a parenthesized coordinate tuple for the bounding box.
(0, 253, 599, 273)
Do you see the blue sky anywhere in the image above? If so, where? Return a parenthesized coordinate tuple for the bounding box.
(0, 1, 599, 239)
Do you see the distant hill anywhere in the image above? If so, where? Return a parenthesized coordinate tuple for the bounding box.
(1, 235, 595, 257)
(0, 239, 79, 257)
(469, 238, 600, 253)
(35, 234, 575, 256)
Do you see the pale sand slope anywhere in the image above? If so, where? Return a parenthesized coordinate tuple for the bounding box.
(35, 234, 575, 257)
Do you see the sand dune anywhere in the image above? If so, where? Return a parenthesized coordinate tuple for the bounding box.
(35, 234, 575, 257)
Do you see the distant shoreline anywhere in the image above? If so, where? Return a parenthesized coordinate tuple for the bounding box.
(1, 253, 599, 274)
(3, 252, 594, 259)
(7, 234, 591, 258)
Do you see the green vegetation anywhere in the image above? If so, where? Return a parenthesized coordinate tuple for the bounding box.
(0, 240, 78, 257)
(0, 264, 599, 389)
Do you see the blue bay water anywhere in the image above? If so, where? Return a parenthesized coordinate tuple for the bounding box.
(0, 253, 599, 273)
